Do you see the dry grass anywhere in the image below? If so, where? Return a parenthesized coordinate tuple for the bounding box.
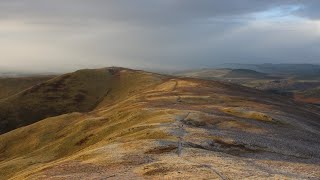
(0, 68, 319, 179)
(0, 68, 163, 134)
(217, 120, 266, 134)
(220, 107, 274, 122)
(0, 76, 55, 100)
(0, 101, 175, 179)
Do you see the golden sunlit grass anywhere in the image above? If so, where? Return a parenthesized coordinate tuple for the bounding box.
(0, 101, 176, 179)
(220, 107, 274, 122)
(0, 70, 179, 178)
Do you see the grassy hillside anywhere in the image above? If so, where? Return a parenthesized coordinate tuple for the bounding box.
(0, 68, 162, 134)
(294, 87, 320, 105)
(0, 69, 320, 179)
(0, 76, 55, 100)
(223, 69, 267, 78)
(218, 63, 320, 75)
(175, 68, 268, 79)
(175, 68, 231, 79)
(177, 68, 320, 105)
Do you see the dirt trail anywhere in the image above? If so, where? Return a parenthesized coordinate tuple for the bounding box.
(171, 82, 229, 179)
(177, 112, 190, 157)
(174, 111, 229, 180)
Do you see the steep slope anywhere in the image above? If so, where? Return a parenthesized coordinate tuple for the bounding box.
(0, 76, 55, 100)
(0, 67, 161, 134)
(0, 68, 320, 179)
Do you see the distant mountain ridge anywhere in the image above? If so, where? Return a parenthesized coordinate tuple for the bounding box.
(223, 69, 267, 78)
(217, 63, 320, 75)
(175, 65, 320, 105)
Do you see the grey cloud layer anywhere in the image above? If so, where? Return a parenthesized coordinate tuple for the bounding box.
(0, 0, 319, 72)
(0, 0, 307, 23)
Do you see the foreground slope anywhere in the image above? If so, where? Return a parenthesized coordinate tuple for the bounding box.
(1, 68, 320, 179)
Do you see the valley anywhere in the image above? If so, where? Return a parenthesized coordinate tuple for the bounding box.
(175, 66, 320, 106)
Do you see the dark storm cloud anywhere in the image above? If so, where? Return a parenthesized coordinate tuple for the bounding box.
(0, 0, 319, 72)
(295, 0, 320, 19)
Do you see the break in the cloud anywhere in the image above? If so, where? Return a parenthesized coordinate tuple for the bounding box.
(0, 0, 320, 72)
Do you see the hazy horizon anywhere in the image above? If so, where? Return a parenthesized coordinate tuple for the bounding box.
(1, 0, 320, 72)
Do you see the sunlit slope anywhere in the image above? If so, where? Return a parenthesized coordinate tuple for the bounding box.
(176, 68, 268, 79)
(0, 76, 55, 100)
(1, 71, 320, 179)
(0, 68, 162, 134)
(175, 68, 231, 79)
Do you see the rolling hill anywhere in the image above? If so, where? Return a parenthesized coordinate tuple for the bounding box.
(0, 76, 55, 100)
(0, 67, 320, 179)
(176, 67, 320, 105)
(0, 68, 162, 134)
(176, 68, 268, 79)
(175, 68, 231, 79)
(223, 69, 267, 78)
(217, 63, 320, 76)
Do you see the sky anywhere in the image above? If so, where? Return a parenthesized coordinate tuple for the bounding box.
(0, 0, 320, 72)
